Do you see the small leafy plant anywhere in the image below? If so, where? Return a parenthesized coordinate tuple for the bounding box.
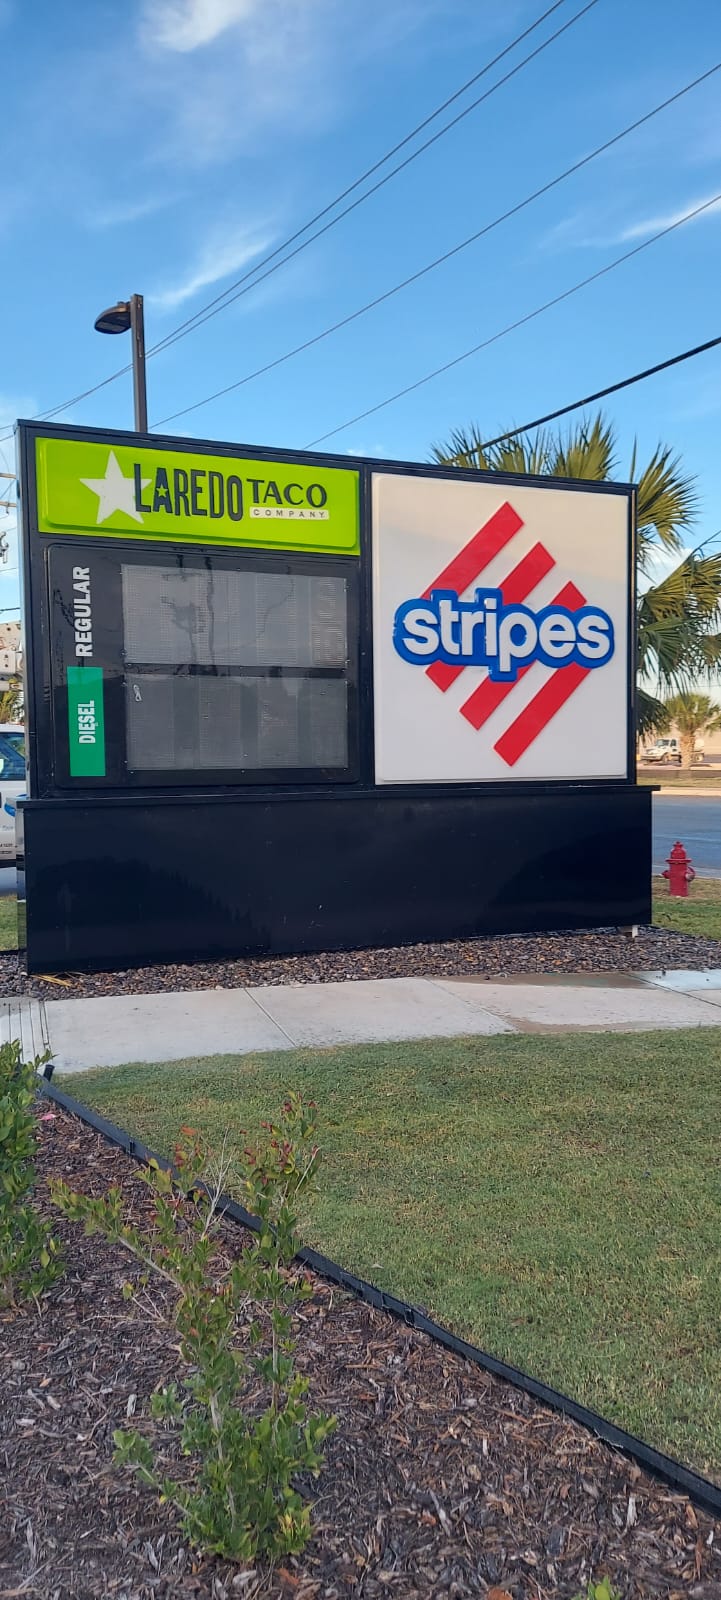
(0, 1039, 61, 1307)
(52, 1095, 335, 1563)
(572, 1581, 622, 1600)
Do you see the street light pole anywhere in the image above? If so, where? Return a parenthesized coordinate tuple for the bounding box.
(94, 294, 148, 434)
(129, 295, 148, 433)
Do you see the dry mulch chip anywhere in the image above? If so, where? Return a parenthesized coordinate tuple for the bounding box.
(0, 1108, 719, 1599)
(1, 923, 720, 1002)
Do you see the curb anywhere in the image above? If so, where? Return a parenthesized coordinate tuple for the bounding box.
(39, 1073, 721, 1521)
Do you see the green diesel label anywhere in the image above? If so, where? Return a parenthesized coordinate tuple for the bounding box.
(35, 436, 360, 555)
(67, 666, 105, 777)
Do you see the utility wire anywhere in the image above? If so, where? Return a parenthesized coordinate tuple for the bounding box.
(457, 334, 721, 454)
(148, 0, 599, 360)
(305, 191, 721, 445)
(0, 0, 595, 441)
(154, 62, 721, 430)
(0, 363, 135, 442)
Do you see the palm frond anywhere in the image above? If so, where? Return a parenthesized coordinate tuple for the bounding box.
(483, 434, 552, 476)
(698, 632, 721, 670)
(635, 444, 698, 562)
(637, 687, 671, 738)
(431, 425, 490, 471)
(549, 414, 617, 481)
(429, 410, 719, 726)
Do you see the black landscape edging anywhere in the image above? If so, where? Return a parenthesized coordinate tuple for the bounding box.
(39, 1075, 721, 1521)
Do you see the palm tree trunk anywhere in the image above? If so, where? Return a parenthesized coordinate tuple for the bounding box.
(679, 731, 694, 769)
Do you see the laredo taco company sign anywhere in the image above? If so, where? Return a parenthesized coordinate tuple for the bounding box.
(34, 436, 360, 555)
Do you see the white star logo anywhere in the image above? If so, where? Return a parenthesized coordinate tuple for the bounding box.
(80, 451, 150, 525)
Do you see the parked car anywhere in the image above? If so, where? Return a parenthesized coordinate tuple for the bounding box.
(643, 736, 704, 765)
(0, 723, 25, 863)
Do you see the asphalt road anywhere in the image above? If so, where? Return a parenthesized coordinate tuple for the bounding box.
(653, 795, 721, 876)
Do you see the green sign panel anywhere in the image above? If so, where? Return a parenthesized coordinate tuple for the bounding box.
(67, 665, 105, 777)
(35, 436, 360, 555)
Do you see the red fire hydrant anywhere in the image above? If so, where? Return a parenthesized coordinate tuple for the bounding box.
(663, 840, 696, 898)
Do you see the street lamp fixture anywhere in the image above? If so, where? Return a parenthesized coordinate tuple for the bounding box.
(94, 292, 148, 434)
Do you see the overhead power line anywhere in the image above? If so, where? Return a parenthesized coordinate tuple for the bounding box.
(305, 191, 721, 445)
(0, 363, 135, 443)
(147, 0, 600, 360)
(322, 333, 721, 472)
(0, 0, 596, 442)
(153, 62, 721, 430)
(463, 333, 721, 453)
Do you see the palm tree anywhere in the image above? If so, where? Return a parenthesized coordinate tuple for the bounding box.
(0, 678, 23, 723)
(431, 413, 721, 736)
(662, 691, 721, 769)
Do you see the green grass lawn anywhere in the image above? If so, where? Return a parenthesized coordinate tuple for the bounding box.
(65, 1029, 721, 1481)
(0, 894, 18, 950)
(652, 874, 721, 940)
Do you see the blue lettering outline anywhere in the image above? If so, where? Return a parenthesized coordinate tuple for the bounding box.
(392, 586, 614, 682)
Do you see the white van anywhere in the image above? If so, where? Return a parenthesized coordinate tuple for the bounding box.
(0, 724, 25, 863)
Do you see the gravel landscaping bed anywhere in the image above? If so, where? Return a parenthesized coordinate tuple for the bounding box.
(2, 924, 721, 1001)
(1, 1106, 718, 1600)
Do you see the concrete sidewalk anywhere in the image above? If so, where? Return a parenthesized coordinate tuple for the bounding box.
(3, 968, 721, 1075)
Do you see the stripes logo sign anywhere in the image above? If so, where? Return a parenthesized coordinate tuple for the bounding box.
(373, 470, 629, 785)
(418, 502, 593, 767)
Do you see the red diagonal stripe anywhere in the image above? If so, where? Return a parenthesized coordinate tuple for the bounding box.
(493, 581, 589, 767)
(460, 579, 584, 729)
(427, 540, 556, 694)
(421, 500, 523, 601)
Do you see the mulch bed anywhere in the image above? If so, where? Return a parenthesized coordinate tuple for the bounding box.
(1, 1109, 719, 1600)
(2, 925, 721, 1001)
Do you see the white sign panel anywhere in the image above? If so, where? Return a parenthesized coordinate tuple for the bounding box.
(372, 471, 630, 784)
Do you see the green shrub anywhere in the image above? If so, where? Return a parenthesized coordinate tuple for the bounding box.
(52, 1095, 335, 1563)
(0, 1039, 61, 1307)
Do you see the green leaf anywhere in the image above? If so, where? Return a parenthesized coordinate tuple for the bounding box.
(432, 409, 717, 714)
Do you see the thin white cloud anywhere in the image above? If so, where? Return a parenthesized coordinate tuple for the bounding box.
(141, 0, 264, 51)
(539, 190, 721, 254)
(136, 0, 334, 165)
(88, 193, 179, 228)
(148, 221, 275, 311)
(618, 193, 721, 241)
(537, 211, 594, 252)
(136, 0, 438, 165)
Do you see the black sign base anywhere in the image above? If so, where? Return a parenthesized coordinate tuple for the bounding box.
(17, 786, 651, 974)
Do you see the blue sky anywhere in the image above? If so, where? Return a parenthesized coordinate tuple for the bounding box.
(1, 0, 720, 621)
